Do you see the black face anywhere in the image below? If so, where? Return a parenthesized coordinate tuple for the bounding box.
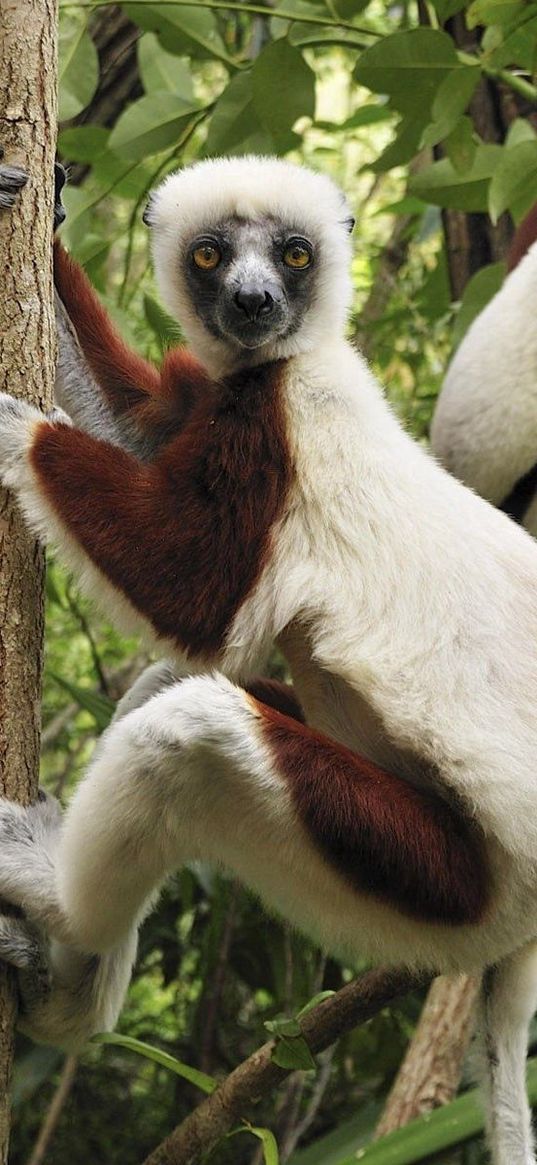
(183, 216, 317, 350)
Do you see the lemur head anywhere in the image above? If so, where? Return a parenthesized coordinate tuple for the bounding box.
(145, 156, 354, 375)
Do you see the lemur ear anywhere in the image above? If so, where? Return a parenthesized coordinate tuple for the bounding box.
(344, 215, 355, 234)
(142, 194, 155, 227)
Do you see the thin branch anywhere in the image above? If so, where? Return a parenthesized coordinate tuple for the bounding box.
(482, 65, 537, 104)
(26, 1056, 78, 1165)
(141, 967, 430, 1165)
(61, 1, 373, 37)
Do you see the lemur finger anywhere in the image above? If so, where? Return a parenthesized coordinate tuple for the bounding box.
(0, 150, 29, 210)
(54, 162, 67, 230)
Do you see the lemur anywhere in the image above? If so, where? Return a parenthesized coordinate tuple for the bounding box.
(432, 203, 537, 536)
(1, 155, 537, 1165)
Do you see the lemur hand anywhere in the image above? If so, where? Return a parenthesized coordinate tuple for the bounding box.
(0, 393, 71, 494)
(0, 149, 66, 229)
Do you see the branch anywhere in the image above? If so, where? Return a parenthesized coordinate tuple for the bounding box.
(0, 0, 57, 1155)
(141, 967, 430, 1165)
(374, 974, 479, 1137)
(26, 1056, 78, 1165)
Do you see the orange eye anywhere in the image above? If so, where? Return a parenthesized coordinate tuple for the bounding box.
(193, 243, 221, 271)
(283, 242, 312, 269)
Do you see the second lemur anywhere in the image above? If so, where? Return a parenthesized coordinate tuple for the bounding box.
(0, 157, 536, 1165)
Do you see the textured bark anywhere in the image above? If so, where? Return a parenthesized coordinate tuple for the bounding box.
(374, 974, 480, 1139)
(142, 967, 430, 1165)
(0, 1, 57, 1159)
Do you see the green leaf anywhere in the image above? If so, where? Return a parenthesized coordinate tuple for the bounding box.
(205, 71, 272, 157)
(287, 1102, 381, 1164)
(138, 33, 194, 98)
(467, 0, 525, 28)
(420, 66, 479, 148)
(489, 140, 537, 222)
(50, 674, 115, 731)
(59, 11, 99, 122)
(409, 145, 502, 211)
(123, 4, 234, 65)
(370, 114, 426, 173)
(338, 1055, 537, 1163)
(265, 1017, 301, 1038)
(486, 14, 537, 69)
(444, 116, 477, 173)
(354, 29, 459, 115)
(505, 117, 537, 148)
(248, 1126, 280, 1165)
(271, 1033, 316, 1071)
(93, 1033, 217, 1093)
(431, 0, 468, 19)
(109, 95, 200, 160)
(252, 40, 316, 149)
(335, 105, 394, 131)
(58, 126, 110, 163)
(451, 261, 505, 349)
(143, 294, 184, 348)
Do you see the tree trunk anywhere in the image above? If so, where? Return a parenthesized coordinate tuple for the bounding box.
(0, 1, 58, 1159)
(374, 974, 480, 1139)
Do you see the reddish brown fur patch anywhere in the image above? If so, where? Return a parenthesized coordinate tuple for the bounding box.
(30, 362, 293, 657)
(254, 702, 489, 925)
(54, 241, 212, 436)
(507, 203, 537, 272)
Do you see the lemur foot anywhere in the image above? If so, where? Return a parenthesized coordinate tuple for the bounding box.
(0, 792, 62, 921)
(0, 916, 51, 1015)
(0, 147, 28, 210)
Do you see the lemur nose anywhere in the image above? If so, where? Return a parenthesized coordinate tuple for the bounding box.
(235, 284, 274, 320)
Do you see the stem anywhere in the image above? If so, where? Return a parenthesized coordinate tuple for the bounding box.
(483, 65, 537, 104)
(60, 0, 372, 36)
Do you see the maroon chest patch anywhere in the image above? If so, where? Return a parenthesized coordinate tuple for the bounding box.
(31, 362, 293, 658)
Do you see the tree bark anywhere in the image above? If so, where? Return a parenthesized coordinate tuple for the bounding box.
(0, 1, 58, 1159)
(374, 974, 480, 1139)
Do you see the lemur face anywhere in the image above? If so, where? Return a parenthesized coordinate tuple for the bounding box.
(183, 216, 316, 350)
(148, 156, 354, 374)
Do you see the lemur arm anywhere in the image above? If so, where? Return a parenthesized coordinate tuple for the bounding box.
(54, 241, 213, 449)
(0, 357, 290, 657)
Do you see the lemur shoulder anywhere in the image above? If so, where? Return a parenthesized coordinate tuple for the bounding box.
(0, 155, 536, 1164)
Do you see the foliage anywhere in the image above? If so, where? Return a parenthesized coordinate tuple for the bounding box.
(10, 2, 537, 1163)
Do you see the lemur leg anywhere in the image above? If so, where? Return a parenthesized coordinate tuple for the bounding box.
(0, 792, 136, 1049)
(477, 943, 537, 1165)
(36, 673, 488, 957)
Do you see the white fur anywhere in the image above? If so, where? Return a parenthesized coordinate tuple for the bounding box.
(431, 243, 537, 535)
(0, 158, 536, 1157)
(149, 156, 353, 377)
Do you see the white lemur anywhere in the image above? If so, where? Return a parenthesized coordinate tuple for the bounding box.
(432, 204, 537, 535)
(1, 155, 537, 1165)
